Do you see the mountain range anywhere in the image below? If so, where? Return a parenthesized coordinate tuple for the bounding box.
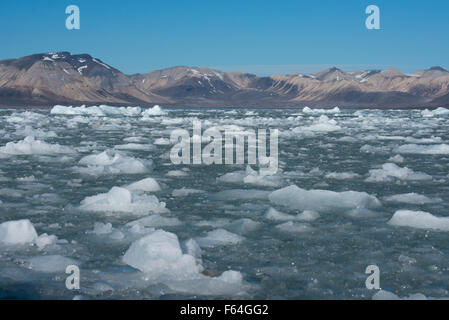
(0, 52, 448, 108)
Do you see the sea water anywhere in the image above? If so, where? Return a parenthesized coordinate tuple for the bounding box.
(0, 105, 449, 300)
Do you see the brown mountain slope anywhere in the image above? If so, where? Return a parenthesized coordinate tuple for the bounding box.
(0, 52, 448, 108)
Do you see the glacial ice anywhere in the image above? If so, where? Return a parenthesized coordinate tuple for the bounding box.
(79, 186, 168, 215)
(0, 219, 38, 245)
(77, 150, 152, 175)
(141, 105, 166, 117)
(394, 144, 449, 155)
(0, 136, 74, 156)
(269, 185, 381, 213)
(125, 177, 161, 192)
(388, 210, 449, 231)
(383, 193, 440, 204)
(365, 163, 432, 182)
(217, 166, 283, 187)
(421, 107, 449, 117)
(172, 188, 205, 197)
(265, 207, 320, 222)
(276, 221, 314, 233)
(302, 107, 340, 114)
(325, 172, 361, 180)
(0, 219, 58, 250)
(300, 115, 341, 132)
(26, 255, 78, 273)
(196, 229, 244, 248)
(50, 104, 142, 117)
(122, 229, 246, 295)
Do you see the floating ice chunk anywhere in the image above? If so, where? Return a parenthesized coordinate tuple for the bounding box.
(141, 105, 166, 117)
(154, 138, 171, 145)
(172, 188, 205, 197)
(6, 111, 49, 124)
(265, 207, 320, 222)
(26, 255, 78, 273)
(196, 229, 244, 248)
(51, 105, 142, 117)
(325, 172, 361, 180)
(165, 270, 246, 296)
(405, 136, 442, 144)
(394, 144, 449, 155)
(373, 290, 430, 300)
(302, 107, 340, 114)
(0, 219, 38, 245)
(166, 170, 188, 177)
(337, 136, 358, 143)
(35, 233, 58, 250)
(388, 155, 404, 163)
(218, 166, 283, 187)
(421, 107, 449, 117)
(123, 230, 202, 278)
(301, 115, 341, 132)
(127, 215, 182, 227)
(90, 222, 113, 235)
(276, 221, 314, 233)
(77, 150, 152, 175)
(269, 185, 381, 212)
(388, 210, 449, 231)
(372, 290, 401, 300)
(297, 210, 321, 221)
(125, 177, 161, 192)
(124, 136, 147, 143)
(217, 172, 246, 184)
(14, 126, 57, 138)
(227, 218, 261, 235)
(122, 229, 248, 295)
(360, 144, 391, 154)
(383, 193, 440, 204)
(242, 166, 283, 187)
(365, 163, 432, 182)
(0, 136, 74, 156)
(79, 187, 168, 215)
(17, 175, 36, 182)
(181, 239, 203, 268)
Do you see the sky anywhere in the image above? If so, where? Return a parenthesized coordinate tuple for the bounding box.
(0, 0, 448, 75)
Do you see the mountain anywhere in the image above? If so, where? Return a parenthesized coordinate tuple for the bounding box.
(0, 52, 448, 109)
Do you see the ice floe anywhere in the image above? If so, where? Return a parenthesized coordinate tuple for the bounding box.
(365, 163, 432, 182)
(276, 221, 314, 233)
(421, 107, 449, 117)
(383, 193, 441, 204)
(269, 185, 381, 212)
(0, 219, 59, 250)
(77, 150, 152, 175)
(0, 219, 38, 245)
(217, 165, 283, 187)
(79, 186, 168, 215)
(51, 105, 142, 117)
(125, 177, 161, 192)
(0, 136, 74, 156)
(25, 255, 78, 273)
(388, 210, 449, 231)
(394, 144, 449, 155)
(141, 105, 166, 117)
(122, 230, 247, 295)
(265, 207, 320, 222)
(196, 229, 244, 248)
(172, 188, 205, 197)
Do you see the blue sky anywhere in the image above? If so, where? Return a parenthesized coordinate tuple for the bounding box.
(0, 0, 448, 75)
